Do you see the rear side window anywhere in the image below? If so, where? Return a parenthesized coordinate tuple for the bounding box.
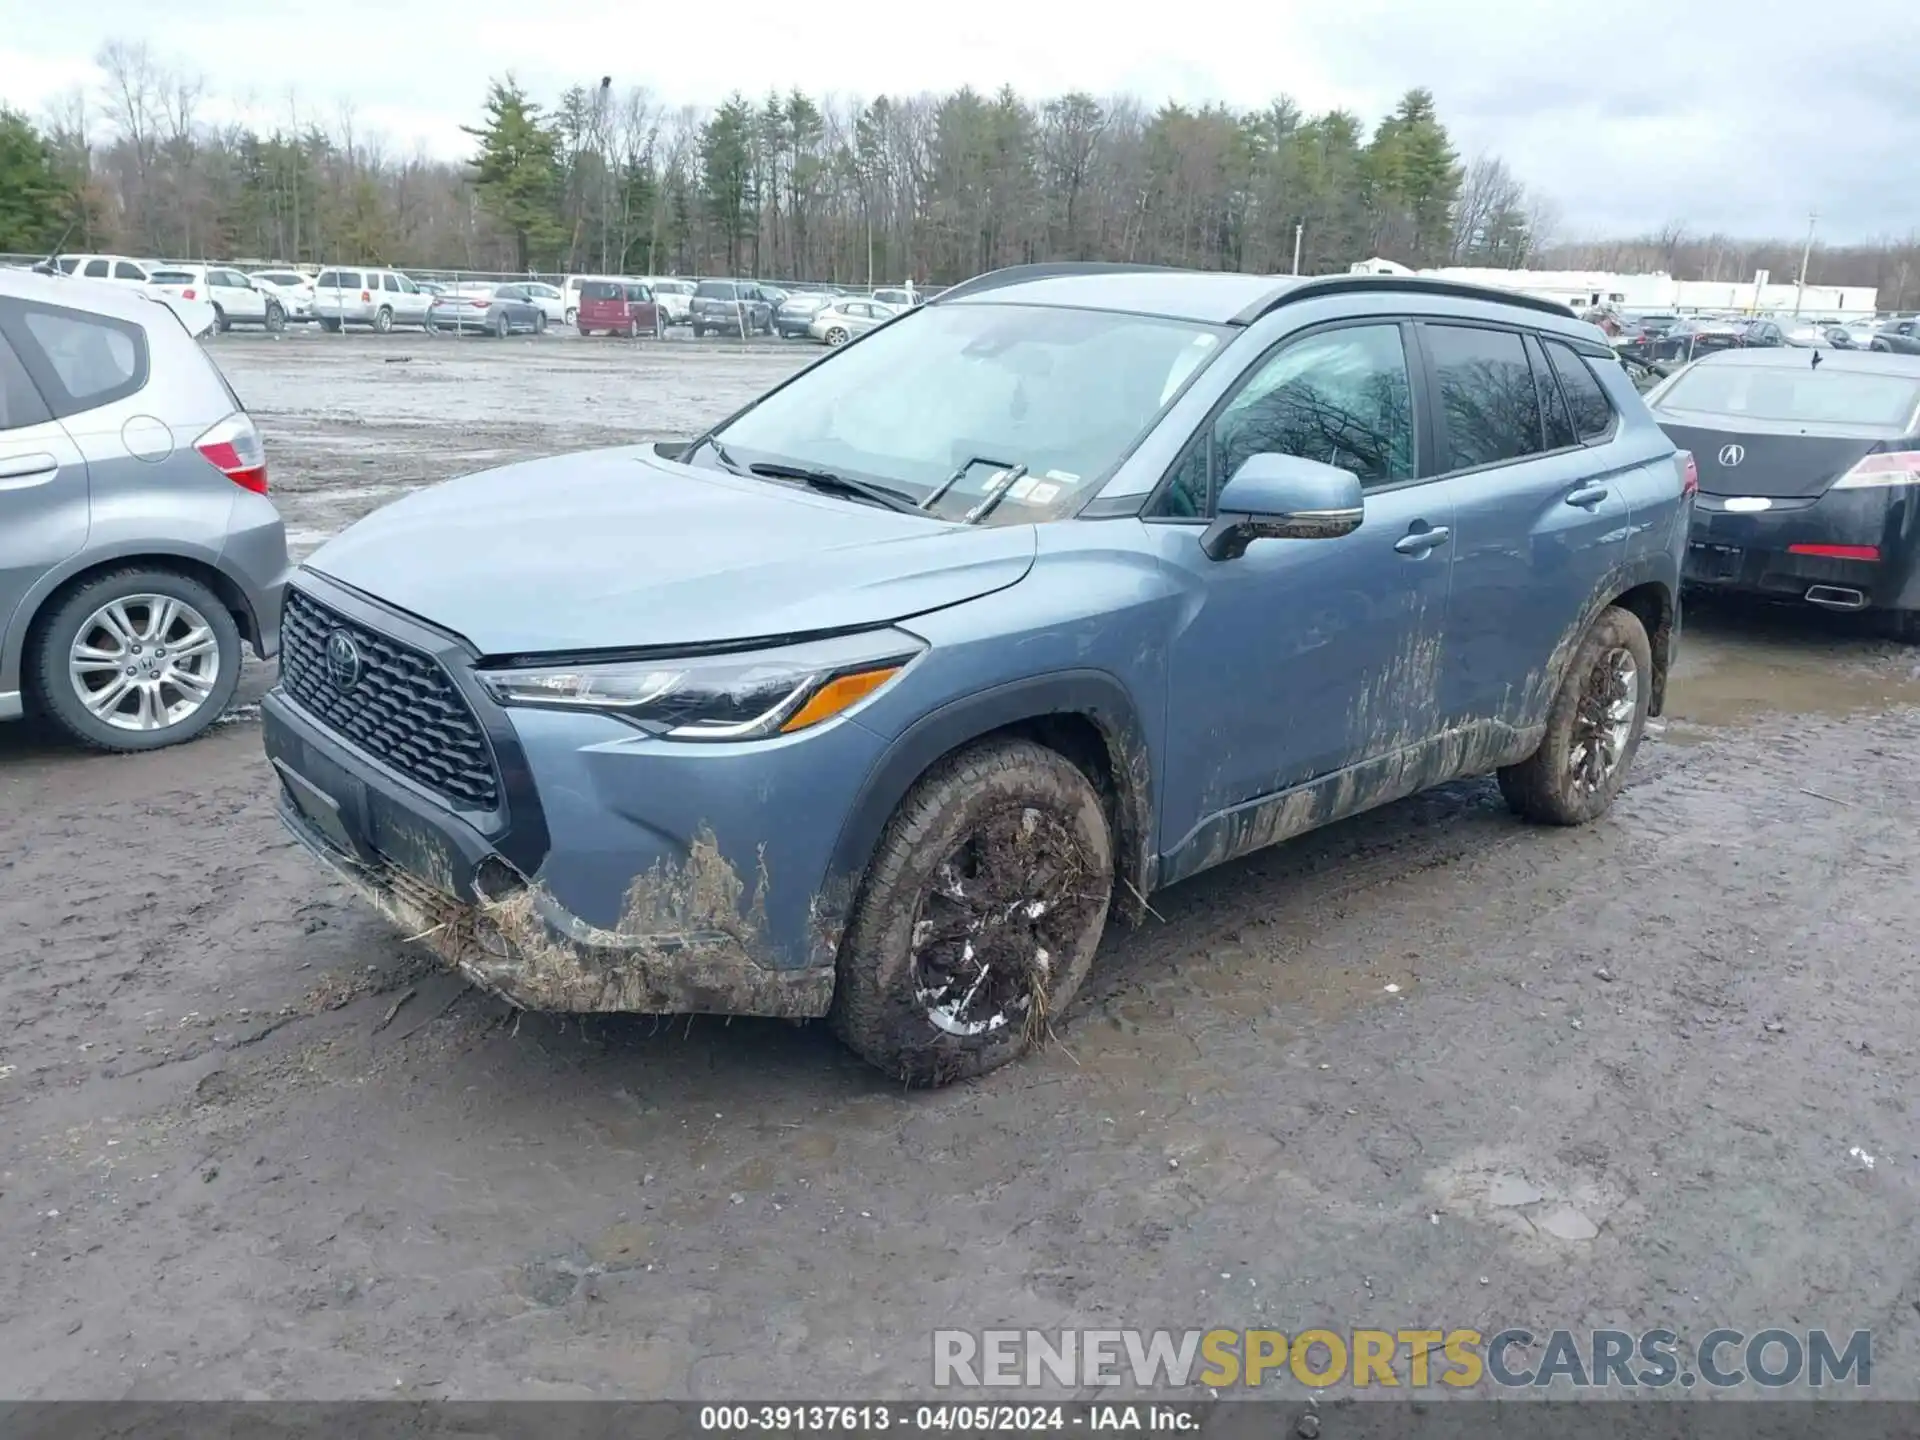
(114, 261, 145, 280)
(1424, 324, 1543, 470)
(1546, 341, 1616, 441)
(8, 304, 149, 417)
(81, 259, 109, 278)
(0, 329, 52, 431)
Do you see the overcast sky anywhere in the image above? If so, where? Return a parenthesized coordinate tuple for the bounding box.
(3, 0, 1914, 245)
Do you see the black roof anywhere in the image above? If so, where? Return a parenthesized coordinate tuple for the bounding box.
(932, 262, 1588, 331)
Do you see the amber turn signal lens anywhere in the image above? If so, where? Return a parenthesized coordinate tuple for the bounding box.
(781, 666, 902, 733)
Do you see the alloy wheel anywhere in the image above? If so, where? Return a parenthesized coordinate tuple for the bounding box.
(67, 595, 222, 733)
(1569, 646, 1638, 794)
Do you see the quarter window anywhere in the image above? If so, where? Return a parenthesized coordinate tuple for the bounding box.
(82, 259, 109, 278)
(113, 261, 145, 280)
(13, 305, 147, 414)
(1425, 324, 1543, 470)
(1546, 340, 1615, 441)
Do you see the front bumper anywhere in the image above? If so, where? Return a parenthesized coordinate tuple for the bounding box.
(260, 577, 885, 1017)
(1685, 485, 1920, 612)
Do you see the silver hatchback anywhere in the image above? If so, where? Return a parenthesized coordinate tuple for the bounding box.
(0, 269, 289, 751)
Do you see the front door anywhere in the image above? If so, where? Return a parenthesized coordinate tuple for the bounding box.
(1147, 319, 1456, 874)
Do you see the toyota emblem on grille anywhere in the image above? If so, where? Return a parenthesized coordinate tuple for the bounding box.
(324, 630, 364, 691)
(1718, 443, 1746, 467)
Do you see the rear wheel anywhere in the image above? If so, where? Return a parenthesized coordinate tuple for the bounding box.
(211, 304, 229, 334)
(29, 568, 242, 753)
(1497, 605, 1653, 825)
(564, 307, 578, 327)
(492, 311, 509, 338)
(533, 311, 547, 334)
(824, 326, 849, 347)
(1879, 609, 1920, 643)
(373, 306, 394, 334)
(693, 323, 707, 338)
(829, 738, 1114, 1086)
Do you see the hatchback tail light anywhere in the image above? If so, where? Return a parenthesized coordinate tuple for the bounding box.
(195, 413, 269, 494)
(182, 288, 197, 300)
(1832, 450, 1920, 489)
(1676, 450, 1698, 497)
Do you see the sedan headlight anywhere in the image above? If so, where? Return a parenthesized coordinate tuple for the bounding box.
(477, 629, 924, 740)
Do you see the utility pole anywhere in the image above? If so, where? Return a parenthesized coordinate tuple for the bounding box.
(1292, 222, 1304, 276)
(1794, 210, 1817, 316)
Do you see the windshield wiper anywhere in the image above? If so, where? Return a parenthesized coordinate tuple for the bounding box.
(747, 462, 920, 513)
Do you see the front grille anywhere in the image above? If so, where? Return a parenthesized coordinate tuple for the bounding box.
(280, 588, 501, 812)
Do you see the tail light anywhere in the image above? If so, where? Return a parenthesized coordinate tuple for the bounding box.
(1832, 450, 1920, 489)
(360, 290, 372, 303)
(1676, 450, 1698, 498)
(182, 288, 197, 300)
(195, 413, 268, 494)
(470, 299, 489, 309)
(1789, 543, 1880, 561)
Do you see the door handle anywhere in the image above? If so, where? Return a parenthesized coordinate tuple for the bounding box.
(0, 452, 58, 487)
(1394, 526, 1450, 555)
(1566, 484, 1610, 507)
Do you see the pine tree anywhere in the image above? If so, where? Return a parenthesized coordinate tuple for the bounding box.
(462, 78, 564, 270)
(0, 108, 73, 253)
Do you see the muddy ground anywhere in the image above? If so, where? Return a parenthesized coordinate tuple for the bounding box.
(3, 332, 1919, 1400)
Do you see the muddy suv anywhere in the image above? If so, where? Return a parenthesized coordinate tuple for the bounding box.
(264, 264, 1691, 1085)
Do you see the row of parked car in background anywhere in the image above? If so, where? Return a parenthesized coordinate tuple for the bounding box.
(26, 253, 924, 346)
(1594, 307, 1920, 363)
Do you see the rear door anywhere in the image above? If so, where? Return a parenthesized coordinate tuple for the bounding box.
(0, 303, 94, 662)
(1417, 321, 1630, 731)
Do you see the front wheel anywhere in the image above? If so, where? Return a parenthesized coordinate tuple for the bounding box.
(829, 738, 1114, 1086)
(263, 302, 285, 334)
(1497, 604, 1653, 825)
(319, 317, 341, 333)
(28, 568, 242, 752)
(372, 306, 394, 334)
(211, 304, 229, 334)
(534, 312, 547, 334)
(564, 307, 578, 327)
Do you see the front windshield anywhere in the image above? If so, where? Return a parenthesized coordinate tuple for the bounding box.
(705, 301, 1226, 523)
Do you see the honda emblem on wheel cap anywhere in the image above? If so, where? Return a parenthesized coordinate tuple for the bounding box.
(1718, 443, 1746, 466)
(324, 630, 363, 691)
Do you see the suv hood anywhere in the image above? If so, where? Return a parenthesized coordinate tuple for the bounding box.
(303, 446, 1037, 656)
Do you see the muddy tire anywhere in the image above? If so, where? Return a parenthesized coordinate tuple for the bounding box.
(1498, 605, 1653, 826)
(830, 738, 1113, 1086)
(373, 306, 394, 334)
(1879, 608, 1920, 643)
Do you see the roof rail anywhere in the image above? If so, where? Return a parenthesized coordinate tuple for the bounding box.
(1232, 273, 1580, 326)
(931, 262, 1187, 306)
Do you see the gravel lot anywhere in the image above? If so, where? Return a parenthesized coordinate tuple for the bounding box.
(3, 330, 1919, 1400)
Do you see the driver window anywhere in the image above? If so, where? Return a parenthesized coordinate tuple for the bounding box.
(1156, 323, 1414, 519)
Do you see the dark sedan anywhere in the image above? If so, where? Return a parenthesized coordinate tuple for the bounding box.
(1870, 317, 1920, 355)
(1651, 348, 1920, 638)
(427, 283, 548, 337)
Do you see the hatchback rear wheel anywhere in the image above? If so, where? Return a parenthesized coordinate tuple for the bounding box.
(30, 569, 241, 752)
(830, 738, 1114, 1086)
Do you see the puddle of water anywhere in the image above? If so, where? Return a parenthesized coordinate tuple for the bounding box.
(1666, 635, 1920, 726)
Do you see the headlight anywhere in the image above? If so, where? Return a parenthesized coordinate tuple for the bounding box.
(477, 629, 924, 740)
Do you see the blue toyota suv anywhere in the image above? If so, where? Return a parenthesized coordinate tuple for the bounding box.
(263, 264, 1692, 1085)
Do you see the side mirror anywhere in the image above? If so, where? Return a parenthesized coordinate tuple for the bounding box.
(1200, 453, 1365, 561)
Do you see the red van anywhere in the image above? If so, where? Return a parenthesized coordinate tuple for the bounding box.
(576, 280, 664, 338)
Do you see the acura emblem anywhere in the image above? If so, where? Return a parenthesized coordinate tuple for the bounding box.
(1718, 443, 1746, 467)
(324, 630, 363, 691)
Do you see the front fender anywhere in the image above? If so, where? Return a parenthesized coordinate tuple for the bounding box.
(809, 670, 1155, 969)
